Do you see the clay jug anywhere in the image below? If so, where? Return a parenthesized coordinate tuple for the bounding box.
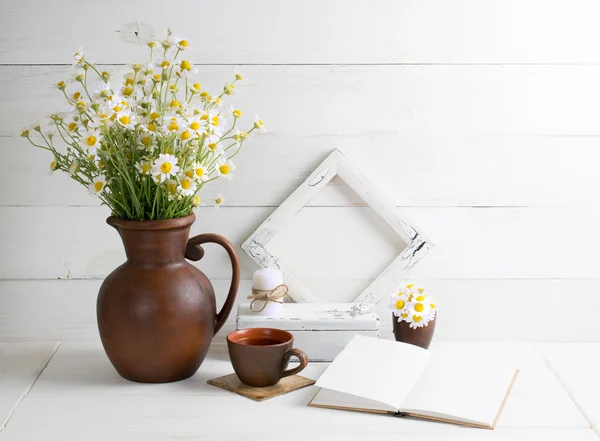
(97, 213, 240, 383)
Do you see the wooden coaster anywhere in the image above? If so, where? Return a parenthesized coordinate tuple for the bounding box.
(207, 373, 316, 402)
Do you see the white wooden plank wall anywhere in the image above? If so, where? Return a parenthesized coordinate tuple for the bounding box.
(1, 0, 599, 342)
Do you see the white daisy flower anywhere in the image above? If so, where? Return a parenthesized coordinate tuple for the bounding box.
(187, 116, 205, 135)
(223, 82, 236, 96)
(205, 134, 223, 153)
(176, 59, 197, 77)
(192, 194, 201, 208)
(73, 46, 85, 66)
(153, 55, 176, 71)
(136, 160, 152, 175)
(49, 159, 58, 174)
(209, 113, 227, 135)
(191, 162, 208, 181)
(388, 292, 410, 317)
(233, 69, 244, 82)
(152, 153, 180, 183)
(214, 195, 224, 208)
(253, 114, 265, 131)
(165, 178, 179, 200)
(178, 174, 197, 196)
(163, 116, 184, 134)
(88, 175, 106, 196)
(116, 109, 136, 129)
(189, 82, 202, 94)
(93, 82, 112, 100)
(138, 133, 153, 150)
(80, 128, 101, 154)
(168, 33, 191, 50)
(406, 313, 427, 329)
(215, 158, 236, 180)
(232, 129, 249, 144)
(230, 107, 242, 119)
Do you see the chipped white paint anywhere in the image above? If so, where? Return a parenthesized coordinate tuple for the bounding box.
(242, 150, 433, 303)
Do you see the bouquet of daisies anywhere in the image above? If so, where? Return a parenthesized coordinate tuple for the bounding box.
(388, 283, 437, 329)
(20, 29, 263, 221)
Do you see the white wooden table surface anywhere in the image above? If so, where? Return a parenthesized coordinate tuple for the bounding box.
(0, 340, 599, 441)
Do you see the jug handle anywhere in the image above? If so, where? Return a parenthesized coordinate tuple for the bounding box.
(185, 233, 240, 335)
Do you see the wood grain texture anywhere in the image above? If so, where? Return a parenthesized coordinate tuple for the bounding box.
(1, 206, 598, 280)
(0, 342, 59, 431)
(207, 373, 315, 401)
(5, 65, 600, 138)
(3, 1, 600, 64)
(3, 135, 600, 208)
(0, 342, 593, 441)
(4, 279, 600, 343)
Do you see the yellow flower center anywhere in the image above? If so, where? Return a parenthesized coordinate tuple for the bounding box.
(215, 197, 223, 205)
(98, 113, 107, 119)
(153, 73, 161, 81)
(50, 161, 56, 169)
(125, 78, 134, 86)
(179, 40, 189, 47)
(208, 143, 217, 150)
(160, 162, 172, 173)
(180, 60, 191, 71)
(113, 106, 121, 113)
(395, 300, 405, 310)
(193, 195, 200, 206)
(180, 131, 191, 140)
(94, 181, 104, 192)
(168, 122, 178, 132)
(401, 313, 409, 319)
(189, 121, 200, 130)
(142, 163, 151, 173)
(185, 170, 194, 178)
(97, 161, 104, 168)
(160, 60, 170, 69)
(68, 122, 77, 131)
(150, 111, 160, 121)
(200, 91, 209, 98)
(119, 115, 130, 125)
(415, 295, 425, 302)
(141, 136, 151, 147)
(200, 113, 208, 120)
(233, 109, 242, 118)
(192, 83, 201, 91)
(76, 101, 86, 108)
(430, 303, 436, 310)
(57, 81, 65, 88)
(413, 315, 423, 323)
(123, 86, 133, 96)
(235, 73, 243, 81)
(101, 71, 110, 79)
(73, 91, 82, 100)
(85, 135, 97, 146)
(148, 123, 157, 132)
(195, 167, 204, 177)
(167, 182, 177, 194)
(181, 179, 191, 190)
(407, 284, 414, 289)
(171, 100, 181, 108)
(211, 116, 219, 126)
(219, 164, 230, 175)
(414, 303, 425, 313)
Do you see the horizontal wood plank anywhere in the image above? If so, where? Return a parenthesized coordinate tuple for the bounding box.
(4, 135, 600, 208)
(0, 206, 598, 280)
(5, 65, 600, 139)
(3, 1, 600, 64)
(3, 279, 600, 342)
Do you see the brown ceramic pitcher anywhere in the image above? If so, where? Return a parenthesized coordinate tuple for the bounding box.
(97, 213, 240, 383)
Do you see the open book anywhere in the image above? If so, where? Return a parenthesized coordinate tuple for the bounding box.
(308, 336, 518, 429)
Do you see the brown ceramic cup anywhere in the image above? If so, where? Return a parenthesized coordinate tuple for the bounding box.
(226, 328, 308, 387)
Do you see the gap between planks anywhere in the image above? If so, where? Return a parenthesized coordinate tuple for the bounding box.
(538, 344, 599, 437)
(0, 342, 61, 434)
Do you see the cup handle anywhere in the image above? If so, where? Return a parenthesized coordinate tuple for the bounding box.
(281, 348, 308, 378)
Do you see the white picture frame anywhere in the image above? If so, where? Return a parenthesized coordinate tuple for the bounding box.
(241, 149, 434, 303)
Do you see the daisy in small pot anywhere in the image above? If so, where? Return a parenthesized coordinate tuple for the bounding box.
(388, 284, 438, 349)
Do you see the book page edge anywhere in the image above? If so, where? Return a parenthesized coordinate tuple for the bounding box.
(307, 387, 393, 415)
(491, 369, 520, 429)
